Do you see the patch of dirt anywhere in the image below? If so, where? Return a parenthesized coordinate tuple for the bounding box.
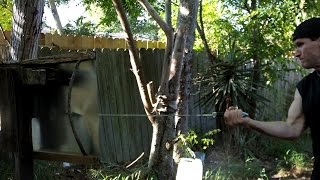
(204, 147, 313, 180)
(53, 164, 93, 180)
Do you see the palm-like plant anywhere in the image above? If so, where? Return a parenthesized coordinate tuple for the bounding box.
(194, 41, 270, 156)
(194, 42, 268, 117)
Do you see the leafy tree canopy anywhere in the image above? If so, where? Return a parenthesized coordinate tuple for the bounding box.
(194, 0, 320, 114)
(0, 0, 12, 30)
(83, 0, 163, 39)
(195, 0, 319, 86)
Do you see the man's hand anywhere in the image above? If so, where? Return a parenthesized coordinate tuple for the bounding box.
(224, 106, 250, 127)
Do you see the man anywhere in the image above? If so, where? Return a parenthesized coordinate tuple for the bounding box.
(224, 17, 320, 179)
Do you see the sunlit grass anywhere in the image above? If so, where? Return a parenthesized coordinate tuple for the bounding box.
(88, 164, 156, 180)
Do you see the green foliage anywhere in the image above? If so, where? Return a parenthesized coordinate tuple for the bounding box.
(201, 127, 312, 179)
(0, 160, 13, 179)
(195, 0, 314, 88)
(194, 0, 223, 51)
(261, 133, 312, 173)
(0, 160, 64, 180)
(34, 161, 62, 180)
(89, 164, 156, 180)
(203, 157, 268, 180)
(83, 0, 162, 40)
(179, 129, 221, 154)
(63, 16, 97, 35)
(195, 40, 269, 113)
(0, 0, 12, 30)
(277, 150, 309, 171)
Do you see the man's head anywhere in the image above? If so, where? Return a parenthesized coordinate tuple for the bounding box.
(293, 17, 320, 41)
(293, 18, 320, 70)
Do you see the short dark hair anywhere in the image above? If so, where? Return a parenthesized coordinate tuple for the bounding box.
(292, 17, 320, 41)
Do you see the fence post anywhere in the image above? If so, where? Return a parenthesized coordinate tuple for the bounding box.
(0, 68, 33, 180)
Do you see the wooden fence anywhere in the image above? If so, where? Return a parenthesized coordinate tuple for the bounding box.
(0, 31, 166, 50)
(0, 45, 215, 163)
(0, 43, 302, 163)
(95, 49, 303, 162)
(95, 49, 215, 162)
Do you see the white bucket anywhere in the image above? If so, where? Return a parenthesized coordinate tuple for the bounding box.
(176, 158, 203, 180)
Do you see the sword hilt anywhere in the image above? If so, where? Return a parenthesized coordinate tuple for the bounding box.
(212, 111, 249, 118)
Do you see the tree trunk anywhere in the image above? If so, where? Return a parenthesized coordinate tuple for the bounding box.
(111, 0, 197, 179)
(9, 0, 44, 179)
(148, 115, 175, 179)
(174, 0, 198, 165)
(48, 0, 63, 34)
(10, 0, 44, 62)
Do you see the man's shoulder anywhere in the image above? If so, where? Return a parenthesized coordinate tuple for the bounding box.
(299, 71, 316, 83)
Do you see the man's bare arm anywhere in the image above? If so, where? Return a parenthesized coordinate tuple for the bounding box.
(224, 89, 305, 140)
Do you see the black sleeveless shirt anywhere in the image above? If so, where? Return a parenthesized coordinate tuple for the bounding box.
(296, 70, 320, 157)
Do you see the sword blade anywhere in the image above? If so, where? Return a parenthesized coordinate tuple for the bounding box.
(98, 112, 249, 118)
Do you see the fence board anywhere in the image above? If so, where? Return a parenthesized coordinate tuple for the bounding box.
(116, 50, 131, 161)
(1, 31, 165, 50)
(96, 49, 117, 162)
(109, 50, 125, 162)
(120, 50, 138, 159)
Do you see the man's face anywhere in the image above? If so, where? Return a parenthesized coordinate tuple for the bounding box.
(294, 38, 320, 70)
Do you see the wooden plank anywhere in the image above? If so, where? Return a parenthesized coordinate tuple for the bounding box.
(125, 80, 139, 159)
(51, 33, 63, 48)
(147, 41, 157, 49)
(132, 49, 148, 155)
(39, 33, 45, 46)
(1, 31, 167, 49)
(124, 48, 144, 159)
(105, 38, 114, 49)
(57, 35, 70, 49)
(73, 35, 83, 50)
(96, 49, 117, 162)
(81, 36, 94, 49)
(0, 68, 34, 180)
(44, 33, 53, 46)
(116, 50, 130, 161)
(33, 151, 98, 164)
(109, 50, 124, 162)
(20, 52, 96, 65)
(113, 38, 126, 49)
(136, 40, 144, 49)
(0, 69, 16, 153)
(158, 41, 166, 49)
(94, 37, 103, 49)
(122, 50, 139, 159)
(15, 82, 34, 180)
(99, 49, 123, 162)
(130, 76, 146, 156)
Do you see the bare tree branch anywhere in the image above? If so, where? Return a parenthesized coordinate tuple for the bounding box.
(138, 0, 172, 36)
(111, 0, 155, 123)
(0, 24, 11, 46)
(138, 0, 174, 95)
(48, 0, 63, 34)
(196, 0, 216, 63)
(165, 0, 172, 27)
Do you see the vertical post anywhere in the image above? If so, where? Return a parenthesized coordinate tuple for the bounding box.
(0, 69, 15, 154)
(0, 68, 33, 180)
